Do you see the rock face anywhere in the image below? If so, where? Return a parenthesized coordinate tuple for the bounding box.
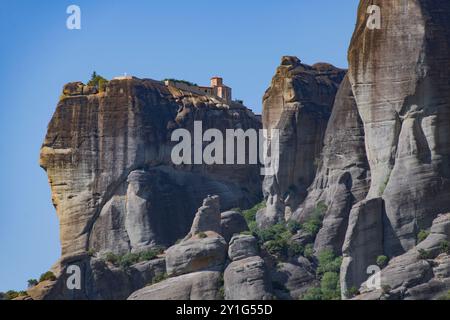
(166, 234, 227, 277)
(224, 256, 273, 300)
(228, 235, 259, 262)
(348, 0, 450, 256)
(259, 56, 346, 228)
(293, 75, 370, 254)
(220, 211, 249, 243)
(187, 196, 222, 238)
(340, 199, 384, 295)
(28, 257, 166, 300)
(128, 271, 222, 300)
(356, 214, 450, 300)
(40, 78, 262, 260)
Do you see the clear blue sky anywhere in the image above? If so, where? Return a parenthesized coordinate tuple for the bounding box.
(0, 0, 358, 292)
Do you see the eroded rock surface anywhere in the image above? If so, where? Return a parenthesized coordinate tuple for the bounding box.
(259, 56, 346, 228)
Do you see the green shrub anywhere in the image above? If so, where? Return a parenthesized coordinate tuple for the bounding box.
(197, 232, 208, 239)
(302, 202, 327, 238)
(418, 249, 432, 260)
(376, 255, 389, 268)
(105, 252, 119, 265)
(39, 271, 56, 282)
(87, 71, 108, 89)
(301, 287, 323, 300)
(119, 253, 141, 268)
(287, 221, 302, 234)
(242, 202, 266, 228)
(304, 244, 314, 259)
(417, 230, 430, 244)
(18, 291, 28, 297)
(345, 287, 360, 299)
(27, 279, 38, 288)
(150, 273, 168, 285)
(438, 290, 450, 300)
(316, 250, 342, 276)
(4, 290, 19, 300)
(320, 272, 341, 300)
(139, 248, 163, 262)
(440, 241, 450, 254)
(288, 242, 304, 257)
(87, 248, 96, 257)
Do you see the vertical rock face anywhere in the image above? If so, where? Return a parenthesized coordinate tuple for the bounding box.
(293, 75, 370, 254)
(348, 0, 450, 256)
(40, 79, 262, 259)
(259, 56, 346, 227)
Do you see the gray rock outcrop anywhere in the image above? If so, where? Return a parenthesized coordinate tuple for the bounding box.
(128, 271, 222, 300)
(228, 235, 259, 262)
(220, 211, 249, 242)
(224, 256, 273, 300)
(259, 57, 346, 228)
(166, 233, 227, 277)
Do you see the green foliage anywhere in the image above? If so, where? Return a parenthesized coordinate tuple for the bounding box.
(320, 272, 341, 300)
(150, 273, 169, 285)
(163, 78, 198, 87)
(440, 241, 450, 254)
(105, 248, 164, 269)
(105, 252, 119, 265)
(258, 223, 303, 259)
(438, 290, 450, 300)
(418, 249, 432, 260)
(197, 232, 208, 239)
(39, 271, 56, 282)
(87, 248, 96, 257)
(301, 287, 323, 300)
(316, 250, 343, 276)
(302, 250, 343, 300)
(417, 230, 430, 244)
(242, 201, 266, 233)
(27, 279, 38, 288)
(304, 244, 314, 259)
(345, 287, 360, 299)
(87, 71, 108, 91)
(302, 202, 327, 237)
(4, 290, 20, 300)
(287, 221, 302, 234)
(376, 255, 389, 268)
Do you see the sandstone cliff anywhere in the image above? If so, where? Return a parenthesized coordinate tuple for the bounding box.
(29, 0, 450, 301)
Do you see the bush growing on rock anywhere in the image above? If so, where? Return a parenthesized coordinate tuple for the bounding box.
(440, 241, 450, 254)
(417, 230, 430, 243)
(88, 71, 108, 92)
(39, 271, 56, 282)
(105, 248, 164, 269)
(302, 202, 328, 237)
(27, 279, 38, 288)
(320, 272, 341, 300)
(4, 290, 20, 300)
(150, 273, 168, 285)
(376, 255, 389, 268)
(242, 201, 266, 234)
(316, 250, 342, 276)
(418, 249, 432, 260)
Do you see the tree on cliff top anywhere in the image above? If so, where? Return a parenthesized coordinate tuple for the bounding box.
(88, 71, 108, 91)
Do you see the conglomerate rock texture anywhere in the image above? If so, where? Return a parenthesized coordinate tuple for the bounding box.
(40, 78, 262, 260)
(31, 0, 450, 301)
(259, 56, 346, 228)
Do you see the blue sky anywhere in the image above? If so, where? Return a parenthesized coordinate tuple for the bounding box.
(0, 0, 358, 291)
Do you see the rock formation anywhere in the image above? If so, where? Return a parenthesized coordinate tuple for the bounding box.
(259, 56, 346, 228)
(30, 0, 450, 301)
(40, 78, 261, 260)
